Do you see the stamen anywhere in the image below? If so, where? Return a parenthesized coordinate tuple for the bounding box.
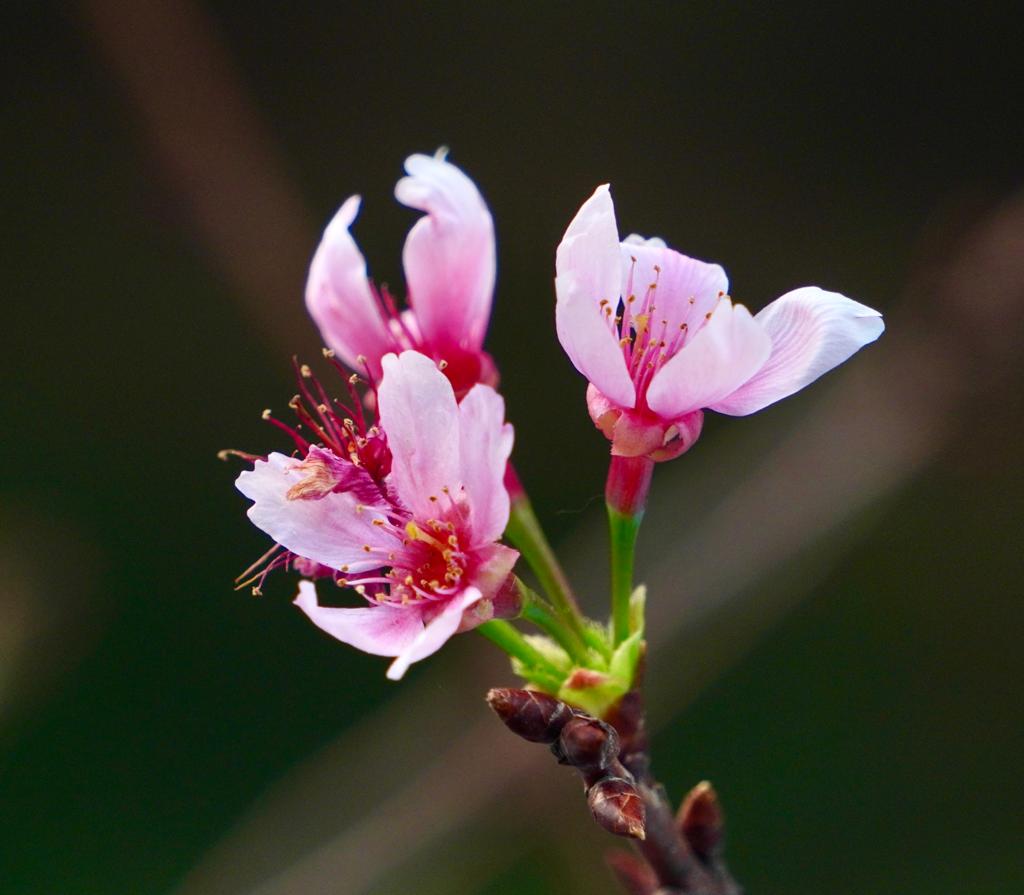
(217, 448, 263, 463)
(261, 409, 310, 452)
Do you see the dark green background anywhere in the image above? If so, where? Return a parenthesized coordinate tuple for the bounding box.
(2, 3, 1021, 893)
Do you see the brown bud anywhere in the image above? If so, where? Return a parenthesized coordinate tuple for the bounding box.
(485, 688, 574, 744)
(677, 780, 723, 861)
(606, 688, 649, 776)
(605, 850, 658, 895)
(588, 776, 646, 840)
(554, 715, 620, 772)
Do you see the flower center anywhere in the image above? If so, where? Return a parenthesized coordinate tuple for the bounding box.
(369, 283, 497, 398)
(604, 258, 727, 410)
(339, 501, 472, 606)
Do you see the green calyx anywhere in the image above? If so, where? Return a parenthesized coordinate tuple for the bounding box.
(504, 585, 647, 718)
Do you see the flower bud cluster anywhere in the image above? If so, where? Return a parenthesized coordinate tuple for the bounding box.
(486, 687, 646, 840)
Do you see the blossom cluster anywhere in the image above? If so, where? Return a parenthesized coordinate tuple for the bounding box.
(230, 151, 883, 687)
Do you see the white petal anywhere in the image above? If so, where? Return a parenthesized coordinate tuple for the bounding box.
(710, 287, 884, 416)
(294, 581, 424, 657)
(396, 154, 495, 352)
(377, 351, 461, 520)
(386, 587, 484, 680)
(304, 196, 396, 379)
(554, 185, 635, 408)
(647, 299, 772, 419)
(236, 453, 396, 572)
(458, 385, 514, 544)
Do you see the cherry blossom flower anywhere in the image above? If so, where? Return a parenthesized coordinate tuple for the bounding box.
(305, 152, 498, 397)
(235, 350, 518, 679)
(556, 185, 884, 461)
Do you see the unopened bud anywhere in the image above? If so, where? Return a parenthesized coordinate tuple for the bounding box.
(486, 688, 574, 744)
(554, 716, 620, 772)
(605, 850, 658, 895)
(588, 776, 646, 840)
(677, 780, 723, 861)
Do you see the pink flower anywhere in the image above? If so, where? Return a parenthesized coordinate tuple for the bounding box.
(235, 350, 518, 679)
(305, 151, 498, 398)
(555, 185, 885, 461)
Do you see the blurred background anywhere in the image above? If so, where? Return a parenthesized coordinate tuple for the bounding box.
(2, 3, 1022, 893)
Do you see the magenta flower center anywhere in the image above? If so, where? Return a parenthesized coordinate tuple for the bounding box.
(339, 498, 473, 607)
(363, 283, 498, 397)
(607, 259, 725, 411)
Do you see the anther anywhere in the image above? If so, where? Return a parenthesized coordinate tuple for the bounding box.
(438, 359, 449, 370)
(300, 364, 312, 377)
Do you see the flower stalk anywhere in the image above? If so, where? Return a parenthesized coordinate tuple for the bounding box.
(607, 455, 653, 645)
(504, 467, 592, 648)
(518, 580, 590, 664)
(477, 620, 565, 691)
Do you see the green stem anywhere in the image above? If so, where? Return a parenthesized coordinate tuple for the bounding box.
(504, 492, 589, 644)
(605, 455, 654, 646)
(477, 619, 544, 665)
(477, 620, 565, 691)
(518, 580, 589, 663)
(608, 507, 643, 646)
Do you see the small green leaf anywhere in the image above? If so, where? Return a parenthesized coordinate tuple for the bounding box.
(510, 658, 566, 694)
(609, 629, 644, 686)
(522, 634, 573, 673)
(628, 584, 646, 637)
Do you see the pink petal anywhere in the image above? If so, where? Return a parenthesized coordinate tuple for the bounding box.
(646, 298, 772, 419)
(305, 196, 396, 380)
(620, 235, 728, 335)
(469, 542, 520, 603)
(710, 287, 884, 416)
(555, 186, 636, 409)
(294, 581, 423, 657)
(457, 384, 514, 543)
(236, 452, 396, 573)
(377, 351, 460, 520)
(396, 153, 495, 353)
(386, 586, 485, 680)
